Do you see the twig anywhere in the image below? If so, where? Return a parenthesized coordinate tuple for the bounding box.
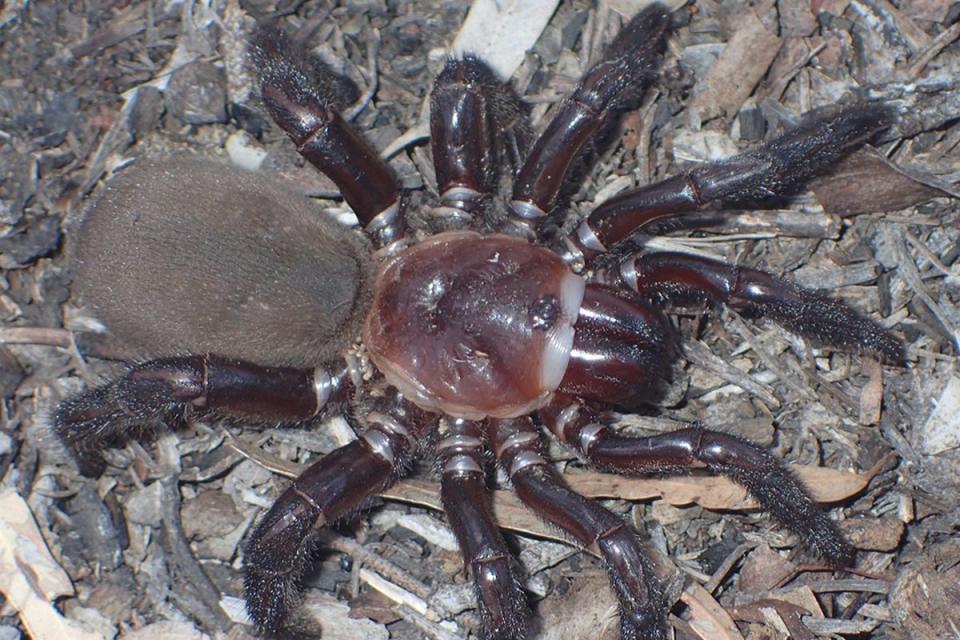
(704, 542, 755, 594)
(156, 435, 233, 632)
(888, 227, 960, 353)
(907, 20, 960, 75)
(344, 29, 381, 122)
(0, 327, 72, 348)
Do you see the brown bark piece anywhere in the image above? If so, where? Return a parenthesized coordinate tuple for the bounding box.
(689, 3, 783, 122)
(777, 0, 818, 36)
(841, 516, 906, 551)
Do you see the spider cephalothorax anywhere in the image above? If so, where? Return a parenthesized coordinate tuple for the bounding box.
(56, 4, 904, 639)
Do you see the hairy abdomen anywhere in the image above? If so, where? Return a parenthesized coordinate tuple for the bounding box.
(74, 158, 374, 368)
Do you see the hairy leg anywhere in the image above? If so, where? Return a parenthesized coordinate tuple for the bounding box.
(244, 390, 435, 630)
(55, 355, 347, 476)
(539, 396, 854, 567)
(430, 57, 528, 230)
(577, 103, 894, 254)
(618, 251, 903, 363)
(250, 24, 405, 247)
(508, 3, 671, 236)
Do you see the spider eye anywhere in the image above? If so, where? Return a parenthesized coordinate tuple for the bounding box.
(530, 295, 559, 331)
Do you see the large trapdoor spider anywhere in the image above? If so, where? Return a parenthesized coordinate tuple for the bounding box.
(56, 4, 903, 639)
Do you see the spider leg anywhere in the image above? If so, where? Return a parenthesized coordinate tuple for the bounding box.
(539, 395, 855, 567)
(54, 355, 347, 477)
(244, 390, 435, 630)
(577, 103, 895, 255)
(559, 283, 677, 408)
(487, 417, 667, 640)
(250, 24, 405, 248)
(508, 3, 671, 236)
(430, 57, 527, 231)
(618, 251, 904, 363)
(439, 419, 527, 639)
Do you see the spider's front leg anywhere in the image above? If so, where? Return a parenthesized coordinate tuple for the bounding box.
(430, 57, 528, 230)
(507, 3, 671, 235)
(54, 356, 348, 477)
(244, 389, 436, 630)
(577, 103, 895, 255)
(540, 396, 854, 567)
(618, 250, 905, 363)
(487, 417, 667, 640)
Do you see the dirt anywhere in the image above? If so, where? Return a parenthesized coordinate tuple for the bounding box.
(0, 1, 958, 639)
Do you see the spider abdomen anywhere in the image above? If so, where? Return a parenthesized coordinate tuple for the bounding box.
(364, 231, 585, 419)
(73, 159, 375, 369)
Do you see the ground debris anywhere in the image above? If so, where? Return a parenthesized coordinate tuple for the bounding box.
(0, 0, 957, 639)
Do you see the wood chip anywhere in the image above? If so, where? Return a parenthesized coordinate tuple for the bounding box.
(859, 358, 884, 426)
(119, 620, 208, 640)
(299, 593, 389, 640)
(689, 2, 783, 122)
(777, 0, 818, 36)
(840, 515, 906, 551)
(918, 375, 960, 455)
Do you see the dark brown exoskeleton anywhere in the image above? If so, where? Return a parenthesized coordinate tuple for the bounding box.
(56, 5, 904, 639)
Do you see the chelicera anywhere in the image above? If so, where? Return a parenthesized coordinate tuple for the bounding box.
(55, 4, 904, 639)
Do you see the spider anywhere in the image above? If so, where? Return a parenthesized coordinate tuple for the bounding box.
(54, 4, 904, 639)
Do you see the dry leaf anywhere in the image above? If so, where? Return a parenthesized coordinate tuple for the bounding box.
(812, 147, 957, 216)
(739, 544, 798, 594)
(0, 490, 104, 640)
(681, 582, 745, 640)
(380, 465, 868, 543)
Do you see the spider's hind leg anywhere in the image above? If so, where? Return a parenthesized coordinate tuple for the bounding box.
(54, 355, 344, 476)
